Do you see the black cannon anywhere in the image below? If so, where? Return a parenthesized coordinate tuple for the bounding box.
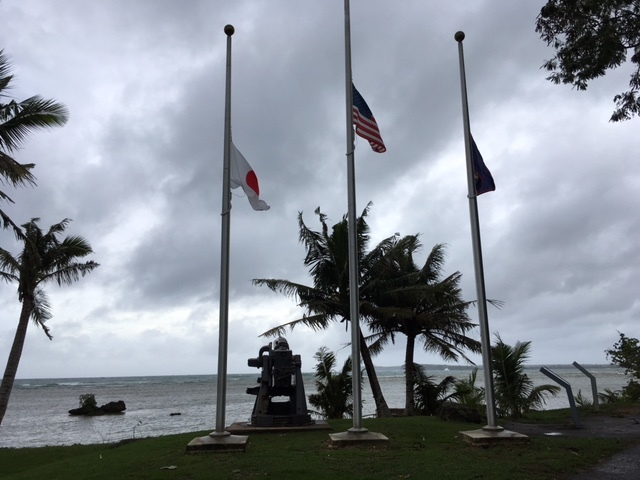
(246, 337, 313, 427)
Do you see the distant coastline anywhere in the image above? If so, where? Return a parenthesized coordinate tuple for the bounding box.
(15, 363, 619, 381)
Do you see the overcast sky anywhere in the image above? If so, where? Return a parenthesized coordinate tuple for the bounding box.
(1, 0, 637, 379)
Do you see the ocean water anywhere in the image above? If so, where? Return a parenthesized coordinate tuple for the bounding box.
(0, 364, 630, 449)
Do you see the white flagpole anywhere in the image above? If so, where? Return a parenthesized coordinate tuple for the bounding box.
(213, 24, 235, 436)
(187, 25, 248, 451)
(455, 31, 502, 431)
(343, 0, 365, 433)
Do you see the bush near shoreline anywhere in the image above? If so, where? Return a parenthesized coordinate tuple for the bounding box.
(1, 406, 638, 480)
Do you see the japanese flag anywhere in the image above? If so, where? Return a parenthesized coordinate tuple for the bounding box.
(230, 142, 270, 211)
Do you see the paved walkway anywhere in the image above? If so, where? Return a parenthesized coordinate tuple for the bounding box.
(503, 412, 640, 479)
(504, 414, 640, 440)
(567, 443, 640, 480)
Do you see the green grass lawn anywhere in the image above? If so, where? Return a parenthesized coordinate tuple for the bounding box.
(0, 414, 636, 480)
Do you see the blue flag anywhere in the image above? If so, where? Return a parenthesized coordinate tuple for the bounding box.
(471, 136, 495, 195)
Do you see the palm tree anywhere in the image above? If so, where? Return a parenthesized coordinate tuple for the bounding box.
(0, 218, 99, 425)
(0, 49, 69, 234)
(452, 368, 485, 408)
(365, 241, 483, 416)
(411, 363, 458, 415)
(491, 334, 560, 418)
(308, 347, 353, 419)
(253, 204, 393, 417)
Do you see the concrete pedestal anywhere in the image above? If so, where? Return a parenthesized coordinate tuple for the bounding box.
(227, 420, 331, 434)
(460, 427, 529, 446)
(186, 432, 249, 453)
(328, 428, 389, 448)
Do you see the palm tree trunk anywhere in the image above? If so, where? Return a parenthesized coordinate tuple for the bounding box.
(359, 332, 392, 418)
(404, 334, 416, 416)
(0, 298, 33, 426)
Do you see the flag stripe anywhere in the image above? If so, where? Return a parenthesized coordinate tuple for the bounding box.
(352, 83, 386, 153)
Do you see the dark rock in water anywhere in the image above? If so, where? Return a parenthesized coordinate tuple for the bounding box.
(68, 405, 95, 416)
(101, 400, 126, 414)
(69, 400, 126, 416)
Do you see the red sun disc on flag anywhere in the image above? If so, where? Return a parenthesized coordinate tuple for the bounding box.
(245, 170, 260, 196)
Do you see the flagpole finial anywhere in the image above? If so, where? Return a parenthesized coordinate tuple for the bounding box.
(224, 24, 235, 36)
(454, 31, 465, 42)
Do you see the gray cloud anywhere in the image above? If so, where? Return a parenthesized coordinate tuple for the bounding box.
(0, 0, 637, 379)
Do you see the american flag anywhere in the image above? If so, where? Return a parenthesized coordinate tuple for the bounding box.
(352, 83, 386, 153)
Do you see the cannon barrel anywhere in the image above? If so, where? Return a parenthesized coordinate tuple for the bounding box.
(247, 344, 271, 368)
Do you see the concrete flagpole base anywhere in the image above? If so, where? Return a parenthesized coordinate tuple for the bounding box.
(186, 431, 249, 453)
(460, 426, 529, 446)
(328, 427, 389, 448)
(226, 420, 332, 434)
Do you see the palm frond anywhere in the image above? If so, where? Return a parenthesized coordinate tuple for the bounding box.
(44, 261, 100, 287)
(30, 288, 52, 340)
(0, 246, 20, 277)
(313, 347, 336, 382)
(0, 50, 13, 92)
(298, 211, 330, 268)
(259, 312, 333, 338)
(0, 97, 69, 153)
(365, 330, 394, 356)
(252, 278, 315, 299)
(2, 217, 98, 318)
(0, 151, 36, 187)
(526, 385, 561, 411)
(419, 243, 447, 283)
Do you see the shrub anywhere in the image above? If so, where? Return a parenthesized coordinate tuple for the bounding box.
(491, 335, 559, 418)
(599, 388, 622, 404)
(308, 347, 353, 419)
(606, 333, 640, 402)
(412, 364, 457, 415)
(79, 394, 97, 409)
(606, 333, 640, 379)
(574, 390, 592, 408)
(452, 368, 485, 408)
